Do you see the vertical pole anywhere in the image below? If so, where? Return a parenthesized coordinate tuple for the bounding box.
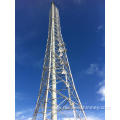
(51, 2, 57, 120)
(67, 82, 77, 120)
(43, 39, 52, 119)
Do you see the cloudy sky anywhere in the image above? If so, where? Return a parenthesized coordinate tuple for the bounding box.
(15, 0, 105, 119)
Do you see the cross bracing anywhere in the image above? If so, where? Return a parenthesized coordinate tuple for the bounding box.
(32, 2, 87, 120)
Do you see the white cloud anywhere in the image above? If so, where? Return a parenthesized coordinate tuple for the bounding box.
(97, 85, 105, 101)
(63, 118, 74, 120)
(97, 80, 105, 101)
(15, 109, 33, 120)
(16, 111, 24, 117)
(87, 115, 101, 120)
(26, 117, 32, 120)
(98, 81, 104, 86)
(86, 64, 99, 75)
(80, 64, 105, 102)
(62, 118, 81, 120)
(62, 115, 101, 120)
(85, 64, 104, 77)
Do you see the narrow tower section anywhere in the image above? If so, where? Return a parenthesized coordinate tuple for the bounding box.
(32, 2, 87, 120)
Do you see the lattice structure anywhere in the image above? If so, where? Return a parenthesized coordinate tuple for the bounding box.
(32, 2, 87, 120)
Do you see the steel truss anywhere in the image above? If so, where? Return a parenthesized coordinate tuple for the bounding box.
(32, 2, 87, 120)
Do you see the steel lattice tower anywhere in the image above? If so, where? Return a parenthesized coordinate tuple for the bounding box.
(32, 2, 87, 120)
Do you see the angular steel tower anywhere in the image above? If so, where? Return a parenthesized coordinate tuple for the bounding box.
(32, 2, 87, 120)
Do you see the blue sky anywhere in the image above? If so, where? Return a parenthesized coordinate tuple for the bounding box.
(15, 0, 105, 120)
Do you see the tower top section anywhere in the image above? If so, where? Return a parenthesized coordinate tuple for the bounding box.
(51, 1, 58, 10)
(51, 1, 55, 8)
(49, 1, 59, 21)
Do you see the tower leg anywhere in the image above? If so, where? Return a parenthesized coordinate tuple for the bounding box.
(51, 2, 57, 120)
